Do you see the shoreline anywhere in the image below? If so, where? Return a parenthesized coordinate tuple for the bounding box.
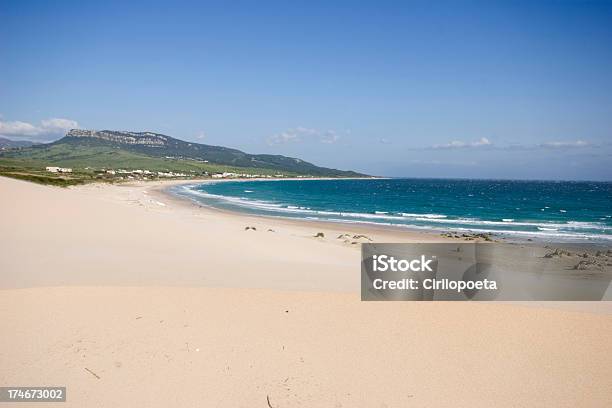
(4, 176, 610, 294)
(153, 179, 462, 244)
(156, 178, 612, 244)
(0, 176, 455, 291)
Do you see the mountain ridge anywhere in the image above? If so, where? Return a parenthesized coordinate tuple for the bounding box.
(0, 137, 39, 149)
(25, 129, 365, 177)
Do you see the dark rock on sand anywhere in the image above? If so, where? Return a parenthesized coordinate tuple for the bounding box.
(573, 259, 604, 271)
(544, 248, 572, 258)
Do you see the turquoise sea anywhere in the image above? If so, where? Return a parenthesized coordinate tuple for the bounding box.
(173, 178, 612, 241)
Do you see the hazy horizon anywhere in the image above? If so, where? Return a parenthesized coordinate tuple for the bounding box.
(1, 1, 611, 181)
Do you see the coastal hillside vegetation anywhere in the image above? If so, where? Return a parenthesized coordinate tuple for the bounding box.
(0, 129, 366, 186)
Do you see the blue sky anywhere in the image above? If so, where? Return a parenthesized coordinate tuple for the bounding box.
(1, 0, 611, 180)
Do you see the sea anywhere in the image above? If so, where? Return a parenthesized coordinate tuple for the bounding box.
(173, 178, 612, 242)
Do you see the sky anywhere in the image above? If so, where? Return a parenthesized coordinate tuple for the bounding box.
(1, 0, 611, 180)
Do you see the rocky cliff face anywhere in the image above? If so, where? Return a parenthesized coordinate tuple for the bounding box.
(66, 129, 167, 146)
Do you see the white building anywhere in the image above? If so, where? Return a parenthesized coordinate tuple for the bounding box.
(46, 166, 72, 173)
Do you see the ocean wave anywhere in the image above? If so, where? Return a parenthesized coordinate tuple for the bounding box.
(303, 217, 612, 241)
(178, 185, 612, 241)
(448, 227, 612, 241)
(411, 217, 606, 230)
(400, 213, 447, 219)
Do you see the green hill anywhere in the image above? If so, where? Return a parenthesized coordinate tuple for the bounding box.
(0, 129, 366, 179)
(0, 137, 38, 150)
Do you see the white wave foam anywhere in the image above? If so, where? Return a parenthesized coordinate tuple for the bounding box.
(412, 217, 605, 230)
(177, 185, 611, 240)
(400, 213, 447, 219)
(310, 218, 612, 241)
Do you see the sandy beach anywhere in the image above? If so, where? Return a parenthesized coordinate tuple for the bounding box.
(1, 176, 612, 407)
